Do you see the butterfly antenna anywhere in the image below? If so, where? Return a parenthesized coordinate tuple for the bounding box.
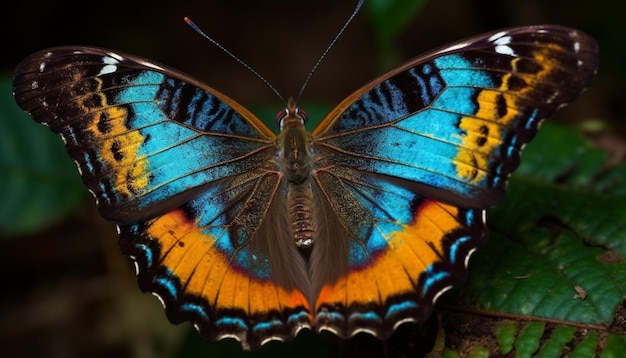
(184, 17, 286, 103)
(296, 0, 364, 101)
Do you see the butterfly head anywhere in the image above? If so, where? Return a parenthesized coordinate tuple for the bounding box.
(276, 96, 308, 130)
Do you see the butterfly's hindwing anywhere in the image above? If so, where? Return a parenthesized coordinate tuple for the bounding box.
(119, 200, 313, 349)
(311, 163, 486, 337)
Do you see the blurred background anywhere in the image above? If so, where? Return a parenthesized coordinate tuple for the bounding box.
(0, 0, 621, 357)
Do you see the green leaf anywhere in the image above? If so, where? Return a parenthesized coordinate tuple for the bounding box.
(516, 322, 544, 357)
(603, 334, 626, 357)
(440, 123, 626, 356)
(0, 74, 86, 236)
(570, 330, 599, 357)
(441, 313, 626, 357)
(493, 320, 517, 354)
(536, 326, 576, 357)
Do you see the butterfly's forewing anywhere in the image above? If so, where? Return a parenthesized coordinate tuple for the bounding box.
(13, 47, 277, 223)
(309, 26, 598, 337)
(13, 47, 312, 349)
(313, 25, 599, 207)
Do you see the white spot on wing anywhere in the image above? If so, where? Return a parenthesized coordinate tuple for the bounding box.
(152, 292, 166, 308)
(393, 316, 417, 330)
(464, 247, 477, 267)
(260, 336, 284, 346)
(293, 322, 311, 335)
(318, 325, 339, 335)
(546, 90, 560, 104)
(99, 64, 117, 75)
(574, 41, 581, 53)
(73, 159, 83, 175)
(217, 333, 247, 349)
(432, 285, 453, 304)
(350, 327, 378, 337)
(96, 51, 167, 75)
(98, 56, 120, 76)
(494, 35, 516, 56)
(88, 188, 99, 205)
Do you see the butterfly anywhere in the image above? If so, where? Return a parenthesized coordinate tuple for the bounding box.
(13, 24, 598, 350)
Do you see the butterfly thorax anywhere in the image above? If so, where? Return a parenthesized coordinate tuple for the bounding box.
(277, 98, 315, 247)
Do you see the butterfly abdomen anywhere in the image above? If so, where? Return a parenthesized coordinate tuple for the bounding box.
(277, 98, 317, 247)
(288, 183, 315, 247)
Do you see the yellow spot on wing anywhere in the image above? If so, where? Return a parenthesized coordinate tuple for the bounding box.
(454, 45, 562, 182)
(82, 77, 149, 197)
